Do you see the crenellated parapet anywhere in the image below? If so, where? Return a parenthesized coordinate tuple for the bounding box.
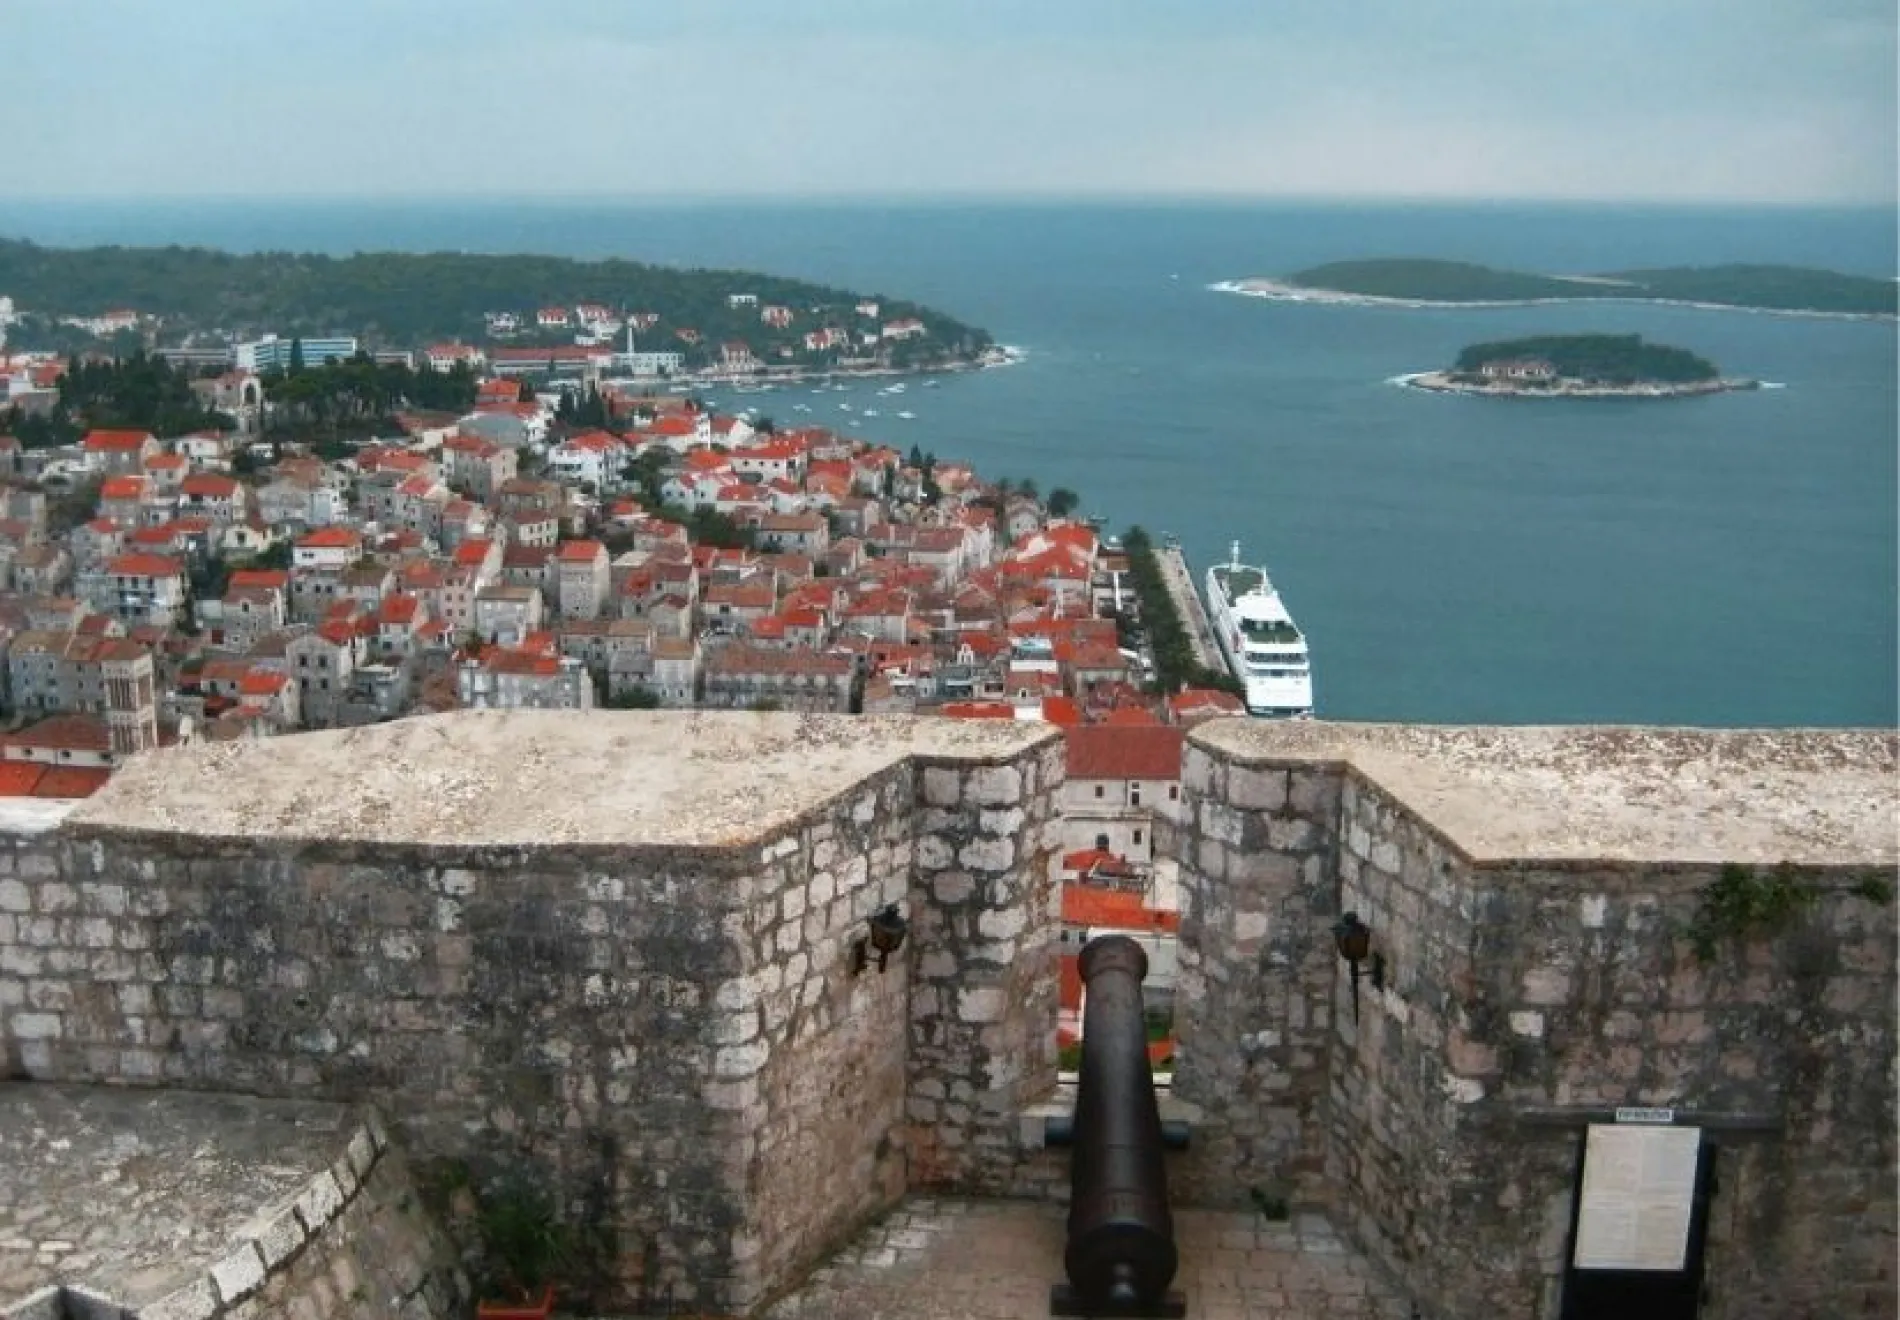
(0, 713, 1891, 1319)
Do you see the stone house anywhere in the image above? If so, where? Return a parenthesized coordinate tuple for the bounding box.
(646, 635, 699, 706)
(1058, 723, 1184, 865)
(79, 428, 161, 475)
(79, 553, 188, 629)
(285, 623, 362, 728)
(456, 647, 593, 710)
(473, 584, 544, 647)
(755, 512, 830, 557)
(554, 540, 611, 621)
(9, 545, 72, 598)
(701, 643, 854, 713)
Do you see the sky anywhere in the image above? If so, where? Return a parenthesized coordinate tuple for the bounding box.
(5, 0, 1895, 204)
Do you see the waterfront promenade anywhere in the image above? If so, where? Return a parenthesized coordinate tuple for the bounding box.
(1158, 540, 1223, 673)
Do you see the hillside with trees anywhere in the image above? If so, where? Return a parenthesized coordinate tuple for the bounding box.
(1282, 258, 1896, 316)
(1452, 334, 1720, 384)
(0, 238, 995, 365)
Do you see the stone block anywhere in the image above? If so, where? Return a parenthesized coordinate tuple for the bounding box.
(714, 1040, 769, 1078)
(8, 1011, 60, 1039)
(211, 1241, 267, 1305)
(294, 1170, 346, 1232)
(1229, 766, 1289, 812)
(956, 836, 1015, 873)
(965, 765, 1023, 807)
(36, 883, 77, 912)
(958, 986, 1005, 1023)
(142, 1278, 219, 1320)
(977, 906, 1027, 941)
(930, 870, 975, 904)
(346, 1125, 377, 1179)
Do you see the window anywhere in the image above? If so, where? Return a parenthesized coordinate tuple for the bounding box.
(1094, 784, 1104, 799)
(1129, 783, 1142, 807)
(1133, 830, 1144, 846)
(1168, 785, 1179, 801)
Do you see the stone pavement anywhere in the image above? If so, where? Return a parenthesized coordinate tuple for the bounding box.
(759, 1198, 1416, 1320)
(0, 1083, 350, 1310)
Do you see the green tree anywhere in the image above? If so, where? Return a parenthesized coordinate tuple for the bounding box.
(1047, 487, 1080, 517)
(289, 337, 306, 374)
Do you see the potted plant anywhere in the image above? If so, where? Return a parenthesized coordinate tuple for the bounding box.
(475, 1178, 574, 1320)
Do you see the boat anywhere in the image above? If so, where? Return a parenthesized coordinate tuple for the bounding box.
(897, 410, 915, 419)
(1204, 541, 1314, 719)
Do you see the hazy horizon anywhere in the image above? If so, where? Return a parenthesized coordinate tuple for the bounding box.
(9, 0, 1895, 207)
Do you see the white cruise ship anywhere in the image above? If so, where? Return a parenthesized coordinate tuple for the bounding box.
(1205, 542, 1314, 718)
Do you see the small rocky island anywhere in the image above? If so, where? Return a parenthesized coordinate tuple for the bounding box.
(1401, 333, 1760, 399)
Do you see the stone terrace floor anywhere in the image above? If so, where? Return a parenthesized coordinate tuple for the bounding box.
(756, 1198, 1416, 1320)
(0, 1083, 352, 1311)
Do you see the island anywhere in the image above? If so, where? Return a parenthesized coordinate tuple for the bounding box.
(1213, 258, 1897, 319)
(1397, 333, 1759, 399)
(0, 236, 1000, 379)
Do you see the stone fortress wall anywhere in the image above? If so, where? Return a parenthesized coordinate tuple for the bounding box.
(0, 711, 1892, 1319)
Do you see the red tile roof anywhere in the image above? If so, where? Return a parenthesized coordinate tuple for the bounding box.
(1064, 725, 1183, 782)
(106, 553, 183, 578)
(1041, 696, 1083, 727)
(1170, 688, 1246, 720)
(5, 714, 112, 754)
(82, 429, 155, 453)
(379, 594, 423, 625)
(555, 540, 606, 564)
(180, 474, 241, 498)
(0, 761, 48, 797)
(940, 701, 1017, 720)
(99, 476, 148, 500)
(1061, 884, 1180, 934)
(33, 767, 112, 799)
(297, 527, 361, 549)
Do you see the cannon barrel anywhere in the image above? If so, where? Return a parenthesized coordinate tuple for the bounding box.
(1061, 934, 1179, 1314)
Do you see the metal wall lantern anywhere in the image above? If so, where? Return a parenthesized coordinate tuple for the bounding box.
(1331, 911, 1386, 1022)
(851, 903, 909, 976)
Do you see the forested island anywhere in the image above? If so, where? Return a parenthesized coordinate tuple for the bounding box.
(1399, 333, 1757, 399)
(1216, 258, 1897, 318)
(0, 237, 994, 373)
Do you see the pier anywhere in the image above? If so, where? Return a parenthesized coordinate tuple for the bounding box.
(1156, 539, 1222, 674)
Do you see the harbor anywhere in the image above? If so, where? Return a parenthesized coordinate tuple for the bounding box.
(1155, 536, 1223, 674)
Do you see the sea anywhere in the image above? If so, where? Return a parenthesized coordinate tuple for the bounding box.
(0, 197, 1892, 729)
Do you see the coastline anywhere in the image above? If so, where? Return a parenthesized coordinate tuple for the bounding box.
(643, 343, 1023, 390)
(1209, 278, 1897, 323)
(1390, 370, 1764, 400)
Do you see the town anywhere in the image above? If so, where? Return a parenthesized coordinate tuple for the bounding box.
(0, 315, 1247, 1067)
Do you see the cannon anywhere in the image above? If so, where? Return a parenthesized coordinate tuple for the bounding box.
(1049, 933, 1186, 1318)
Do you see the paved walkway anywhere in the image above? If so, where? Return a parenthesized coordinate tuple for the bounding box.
(1155, 543, 1223, 674)
(763, 1198, 1414, 1320)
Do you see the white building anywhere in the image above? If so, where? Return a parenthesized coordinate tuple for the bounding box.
(235, 335, 359, 372)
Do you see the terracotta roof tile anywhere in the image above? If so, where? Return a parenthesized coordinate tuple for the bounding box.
(1064, 725, 1183, 781)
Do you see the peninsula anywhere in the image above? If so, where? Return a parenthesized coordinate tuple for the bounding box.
(1213, 258, 1898, 319)
(0, 237, 998, 380)
(1397, 333, 1758, 399)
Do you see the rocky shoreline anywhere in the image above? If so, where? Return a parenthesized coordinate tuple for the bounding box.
(1393, 370, 1763, 400)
